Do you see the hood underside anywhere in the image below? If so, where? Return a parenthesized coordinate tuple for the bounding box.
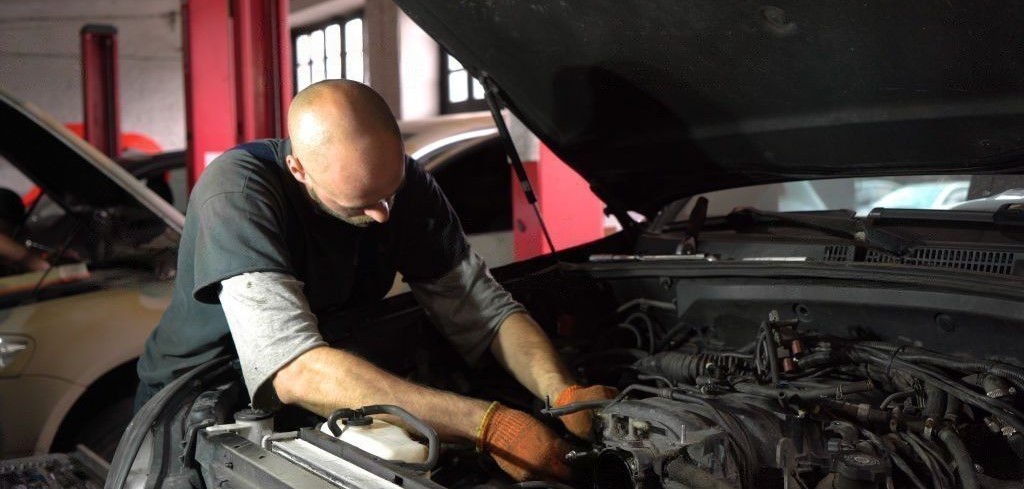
(395, 1, 1024, 215)
(0, 89, 184, 232)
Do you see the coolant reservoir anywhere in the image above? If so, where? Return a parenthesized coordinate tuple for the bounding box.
(321, 417, 428, 463)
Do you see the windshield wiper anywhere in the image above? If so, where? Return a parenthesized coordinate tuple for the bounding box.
(727, 207, 917, 256)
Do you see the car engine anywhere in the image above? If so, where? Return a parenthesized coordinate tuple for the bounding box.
(115, 296, 1024, 489)
(559, 309, 1024, 489)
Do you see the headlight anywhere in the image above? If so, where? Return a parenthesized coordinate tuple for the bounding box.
(0, 335, 33, 377)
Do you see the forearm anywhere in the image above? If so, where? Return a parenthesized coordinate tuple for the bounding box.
(273, 345, 489, 441)
(0, 234, 27, 263)
(489, 312, 574, 402)
(0, 234, 47, 271)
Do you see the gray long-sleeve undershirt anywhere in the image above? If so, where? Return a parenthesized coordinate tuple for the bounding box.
(219, 251, 524, 409)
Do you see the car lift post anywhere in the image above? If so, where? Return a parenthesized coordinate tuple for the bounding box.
(182, 0, 291, 189)
(80, 24, 120, 158)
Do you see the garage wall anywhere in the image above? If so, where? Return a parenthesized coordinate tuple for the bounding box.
(0, 0, 185, 151)
(399, 11, 440, 120)
(0, 0, 442, 155)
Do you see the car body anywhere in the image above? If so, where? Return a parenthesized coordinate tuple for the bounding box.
(110, 3, 1024, 488)
(858, 180, 970, 215)
(0, 88, 183, 460)
(952, 188, 1024, 211)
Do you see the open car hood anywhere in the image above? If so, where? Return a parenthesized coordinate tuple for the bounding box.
(395, 1, 1024, 216)
(0, 88, 183, 233)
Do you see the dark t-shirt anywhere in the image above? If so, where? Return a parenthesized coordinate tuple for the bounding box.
(137, 139, 469, 389)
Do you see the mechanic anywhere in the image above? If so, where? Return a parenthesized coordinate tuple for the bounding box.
(0, 188, 49, 274)
(136, 80, 615, 481)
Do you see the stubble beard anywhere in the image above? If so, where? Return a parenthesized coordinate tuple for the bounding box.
(307, 185, 375, 227)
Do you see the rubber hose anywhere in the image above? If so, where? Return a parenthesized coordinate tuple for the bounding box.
(763, 325, 780, 385)
(1010, 433, 1024, 463)
(925, 384, 946, 420)
(733, 380, 875, 403)
(633, 352, 746, 385)
(665, 459, 734, 489)
(945, 396, 963, 422)
(860, 343, 1024, 391)
(938, 427, 980, 489)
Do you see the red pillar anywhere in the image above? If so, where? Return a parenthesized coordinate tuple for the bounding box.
(510, 127, 605, 259)
(232, 0, 292, 141)
(182, 0, 291, 189)
(182, 0, 236, 189)
(80, 24, 120, 158)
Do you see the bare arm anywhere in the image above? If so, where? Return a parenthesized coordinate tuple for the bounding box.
(489, 312, 574, 403)
(219, 272, 489, 442)
(273, 346, 489, 441)
(408, 252, 575, 403)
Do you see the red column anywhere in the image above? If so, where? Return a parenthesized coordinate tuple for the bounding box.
(182, 0, 291, 189)
(181, 0, 236, 188)
(80, 24, 120, 158)
(232, 0, 292, 141)
(510, 124, 605, 260)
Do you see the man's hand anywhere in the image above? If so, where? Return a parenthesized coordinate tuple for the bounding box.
(18, 251, 50, 272)
(554, 384, 619, 440)
(478, 403, 571, 481)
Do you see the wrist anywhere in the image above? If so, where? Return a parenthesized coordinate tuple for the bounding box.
(474, 401, 502, 451)
(542, 372, 575, 403)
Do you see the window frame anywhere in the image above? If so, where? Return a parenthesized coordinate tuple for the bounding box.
(439, 49, 488, 114)
(291, 11, 365, 94)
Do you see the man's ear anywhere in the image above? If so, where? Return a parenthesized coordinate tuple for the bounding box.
(285, 155, 307, 184)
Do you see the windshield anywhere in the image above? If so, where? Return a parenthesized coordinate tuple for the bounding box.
(670, 175, 1017, 220)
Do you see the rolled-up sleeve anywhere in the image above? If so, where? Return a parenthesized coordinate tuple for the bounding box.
(219, 271, 327, 409)
(408, 252, 526, 365)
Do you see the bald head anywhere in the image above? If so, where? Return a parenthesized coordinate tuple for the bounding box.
(285, 80, 405, 226)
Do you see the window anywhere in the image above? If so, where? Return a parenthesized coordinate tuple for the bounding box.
(293, 15, 364, 92)
(441, 53, 487, 113)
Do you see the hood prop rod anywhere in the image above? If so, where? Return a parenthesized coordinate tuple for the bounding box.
(481, 76, 560, 260)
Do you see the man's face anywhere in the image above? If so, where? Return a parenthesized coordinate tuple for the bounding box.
(289, 148, 405, 228)
(305, 180, 396, 227)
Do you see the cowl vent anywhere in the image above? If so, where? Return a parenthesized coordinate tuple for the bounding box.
(864, 248, 1020, 276)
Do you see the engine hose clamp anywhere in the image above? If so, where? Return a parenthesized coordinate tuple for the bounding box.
(856, 403, 870, 421)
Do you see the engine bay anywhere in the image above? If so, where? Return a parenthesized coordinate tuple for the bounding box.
(115, 258, 1024, 489)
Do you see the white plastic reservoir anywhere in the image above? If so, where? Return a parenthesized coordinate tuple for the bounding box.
(321, 417, 428, 464)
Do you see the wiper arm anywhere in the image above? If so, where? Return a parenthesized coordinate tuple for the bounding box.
(727, 208, 916, 256)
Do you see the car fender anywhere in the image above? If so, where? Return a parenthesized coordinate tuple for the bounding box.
(0, 282, 171, 454)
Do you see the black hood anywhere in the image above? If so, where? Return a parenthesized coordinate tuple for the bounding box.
(395, 1, 1024, 216)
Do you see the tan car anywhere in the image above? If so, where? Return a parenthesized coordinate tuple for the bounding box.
(0, 89, 505, 461)
(0, 88, 183, 461)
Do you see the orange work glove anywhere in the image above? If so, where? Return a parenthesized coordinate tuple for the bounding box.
(477, 402, 572, 481)
(553, 384, 619, 440)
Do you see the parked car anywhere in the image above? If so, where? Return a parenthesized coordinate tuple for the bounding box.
(951, 188, 1024, 211)
(0, 88, 183, 460)
(108, 2, 1024, 489)
(857, 180, 971, 215)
